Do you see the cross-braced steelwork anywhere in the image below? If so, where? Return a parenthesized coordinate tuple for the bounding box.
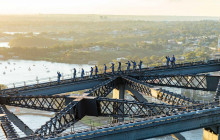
(123, 76, 152, 96)
(0, 75, 108, 95)
(0, 59, 220, 140)
(156, 89, 198, 105)
(0, 105, 19, 139)
(123, 76, 197, 105)
(0, 95, 67, 112)
(97, 98, 178, 117)
(137, 75, 207, 90)
(35, 100, 80, 137)
(88, 77, 116, 97)
(214, 79, 220, 101)
(32, 78, 117, 137)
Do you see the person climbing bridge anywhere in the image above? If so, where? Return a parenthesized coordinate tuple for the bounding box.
(57, 72, 61, 84)
(138, 60, 143, 72)
(166, 56, 170, 67)
(126, 61, 131, 73)
(110, 63, 115, 74)
(171, 55, 176, 67)
(170, 55, 176, 68)
(95, 65, 98, 77)
(104, 64, 107, 74)
(73, 68, 76, 80)
(81, 68, 85, 79)
(90, 67, 93, 78)
(117, 62, 121, 73)
(131, 60, 137, 72)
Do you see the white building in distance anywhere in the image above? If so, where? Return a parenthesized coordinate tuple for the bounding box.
(218, 37, 220, 48)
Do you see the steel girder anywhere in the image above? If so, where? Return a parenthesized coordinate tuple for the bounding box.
(97, 98, 178, 117)
(0, 77, 117, 112)
(1, 59, 220, 95)
(136, 75, 209, 91)
(0, 95, 67, 112)
(123, 76, 197, 106)
(34, 100, 80, 137)
(32, 78, 117, 137)
(0, 59, 219, 140)
(0, 77, 116, 137)
(123, 76, 152, 96)
(137, 59, 220, 75)
(0, 105, 19, 139)
(88, 77, 117, 97)
(1, 105, 33, 136)
(155, 89, 198, 106)
(0, 75, 109, 95)
(214, 79, 220, 101)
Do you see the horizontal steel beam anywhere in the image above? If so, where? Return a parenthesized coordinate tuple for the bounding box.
(53, 107, 220, 140)
(0, 95, 68, 112)
(123, 76, 197, 105)
(1, 78, 109, 96)
(127, 60, 220, 77)
(135, 75, 219, 91)
(0, 105, 19, 139)
(1, 105, 33, 136)
(97, 98, 179, 118)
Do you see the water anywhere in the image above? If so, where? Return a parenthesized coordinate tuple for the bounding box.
(0, 42, 10, 48)
(3, 32, 40, 35)
(0, 59, 93, 87)
(0, 59, 204, 139)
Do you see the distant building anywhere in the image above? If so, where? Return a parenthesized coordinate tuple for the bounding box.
(177, 42, 183, 45)
(88, 61, 98, 65)
(116, 57, 127, 61)
(168, 39, 176, 44)
(218, 38, 220, 48)
(89, 46, 102, 51)
(210, 47, 217, 51)
(12, 56, 19, 59)
(144, 41, 153, 44)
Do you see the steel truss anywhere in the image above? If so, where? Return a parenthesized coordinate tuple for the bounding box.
(88, 77, 116, 97)
(0, 105, 19, 139)
(0, 59, 220, 139)
(123, 76, 197, 105)
(135, 59, 220, 73)
(0, 75, 108, 95)
(214, 79, 220, 101)
(136, 75, 207, 90)
(0, 77, 117, 112)
(0, 95, 67, 112)
(35, 100, 80, 137)
(33, 78, 117, 137)
(97, 98, 178, 117)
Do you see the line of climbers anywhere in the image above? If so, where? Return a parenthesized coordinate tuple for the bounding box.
(57, 56, 176, 83)
(56, 60, 143, 83)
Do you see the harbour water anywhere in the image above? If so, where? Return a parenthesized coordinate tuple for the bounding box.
(0, 59, 92, 86)
(0, 59, 209, 140)
(0, 42, 10, 48)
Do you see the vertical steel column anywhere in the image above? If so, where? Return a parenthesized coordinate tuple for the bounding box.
(113, 77, 125, 122)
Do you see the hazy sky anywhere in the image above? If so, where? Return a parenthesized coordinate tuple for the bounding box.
(0, 0, 220, 16)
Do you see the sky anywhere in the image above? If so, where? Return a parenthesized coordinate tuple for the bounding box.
(0, 0, 220, 16)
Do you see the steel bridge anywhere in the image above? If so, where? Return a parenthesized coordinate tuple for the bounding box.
(0, 59, 220, 140)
